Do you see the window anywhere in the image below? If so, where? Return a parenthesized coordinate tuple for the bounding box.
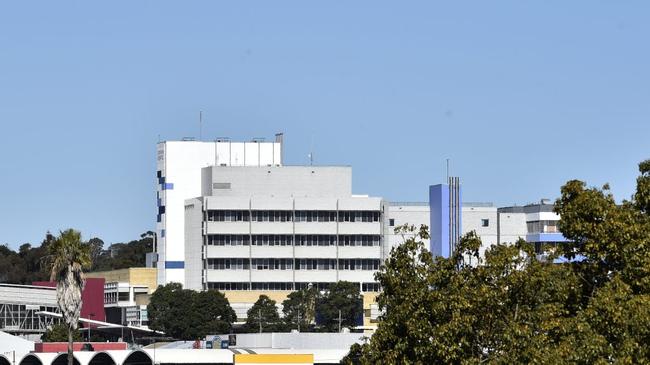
(294, 211, 337, 222)
(251, 235, 293, 246)
(251, 258, 293, 270)
(338, 259, 380, 270)
(389, 218, 395, 226)
(207, 258, 250, 270)
(295, 235, 336, 246)
(295, 259, 337, 270)
(338, 235, 380, 246)
(338, 211, 380, 222)
(362, 282, 381, 292)
(207, 235, 250, 246)
(208, 282, 250, 290)
(207, 210, 250, 222)
(481, 219, 489, 227)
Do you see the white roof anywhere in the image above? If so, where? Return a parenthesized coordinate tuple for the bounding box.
(0, 331, 35, 359)
(237, 349, 348, 364)
(0, 354, 11, 365)
(104, 350, 151, 365)
(143, 349, 233, 364)
(19, 352, 60, 365)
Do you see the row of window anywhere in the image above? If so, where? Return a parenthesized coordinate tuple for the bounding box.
(206, 258, 381, 271)
(206, 234, 381, 247)
(206, 281, 381, 292)
(527, 220, 559, 234)
(206, 210, 381, 223)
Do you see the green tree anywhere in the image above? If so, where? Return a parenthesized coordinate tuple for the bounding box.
(147, 283, 195, 339)
(148, 284, 236, 339)
(93, 233, 153, 272)
(282, 286, 318, 331)
(47, 229, 91, 365)
(244, 295, 283, 333)
(193, 290, 237, 335)
(316, 281, 362, 332)
(355, 159, 650, 364)
(550, 159, 650, 362)
(86, 237, 104, 271)
(42, 323, 82, 342)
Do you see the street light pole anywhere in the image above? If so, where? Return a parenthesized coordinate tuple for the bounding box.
(88, 313, 95, 341)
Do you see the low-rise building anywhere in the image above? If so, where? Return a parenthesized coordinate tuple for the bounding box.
(86, 268, 157, 328)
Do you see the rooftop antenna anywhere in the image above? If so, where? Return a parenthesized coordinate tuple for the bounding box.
(308, 135, 314, 166)
(199, 111, 203, 141)
(446, 158, 450, 181)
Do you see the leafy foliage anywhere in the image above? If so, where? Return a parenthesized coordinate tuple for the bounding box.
(42, 323, 82, 342)
(244, 295, 285, 333)
(92, 232, 154, 271)
(350, 159, 650, 364)
(0, 233, 55, 284)
(148, 283, 236, 339)
(194, 289, 238, 336)
(0, 232, 153, 285)
(282, 286, 318, 331)
(316, 281, 363, 332)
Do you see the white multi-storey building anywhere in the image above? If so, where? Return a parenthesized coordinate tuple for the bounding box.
(156, 135, 283, 286)
(184, 165, 383, 293)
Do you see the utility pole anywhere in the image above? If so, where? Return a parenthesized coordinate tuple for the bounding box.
(199, 111, 203, 141)
(259, 308, 262, 334)
(297, 309, 301, 332)
(338, 310, 342, 333)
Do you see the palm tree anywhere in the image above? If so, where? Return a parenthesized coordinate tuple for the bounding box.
(48, 229, 91, 365)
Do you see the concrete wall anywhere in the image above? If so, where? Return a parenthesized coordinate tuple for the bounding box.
(384, 203, 430, 257)
(86, 268, 157, 293)
(497, 212, 527, 245)
(187, 193, 383, 292)
(184, 198, 205, 291)
(204, 166, 352, 198)
(157, 139, 281, 286)
(462, 206, 498, 257)
(217, 332, 366, 349)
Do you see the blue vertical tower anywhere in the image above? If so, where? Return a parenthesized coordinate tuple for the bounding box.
(429, 178, 462, 258)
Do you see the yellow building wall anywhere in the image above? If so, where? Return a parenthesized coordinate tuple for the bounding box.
(223, 290, 293, 304)
(223, 290, 379, 330)
(362, 292, 379, 330)
(85, 268, 158, 293)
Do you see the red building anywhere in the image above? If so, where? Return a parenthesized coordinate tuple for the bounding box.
(33, 278, 106, 325)
(35, 342, 127, 352)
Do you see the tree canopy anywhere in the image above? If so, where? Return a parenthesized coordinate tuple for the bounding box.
(147, 283, 236, 340)
(316, 281, 363, 332)
(351, 159, 650, 364)
(282, 286, 318, 331)
(243, 295, 284, 333)
(42, 323, 82, 343)
(0, 232, 154, 285)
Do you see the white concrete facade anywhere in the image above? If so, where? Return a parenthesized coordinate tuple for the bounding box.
(384, 203, 430, 257)
(184, 165, 384, 292)
(156, 137, 283, 286)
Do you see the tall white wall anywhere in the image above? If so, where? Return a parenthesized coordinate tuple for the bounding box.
(384, 203, 430, 257)
(157, 140, 281, 286)
(497, 212, 527, 245)
(462, 206, 498, 257)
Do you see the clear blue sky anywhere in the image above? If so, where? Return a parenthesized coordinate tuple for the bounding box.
(1, 1, 648, 249)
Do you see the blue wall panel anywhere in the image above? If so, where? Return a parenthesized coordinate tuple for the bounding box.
(429, 184, 449, 257)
